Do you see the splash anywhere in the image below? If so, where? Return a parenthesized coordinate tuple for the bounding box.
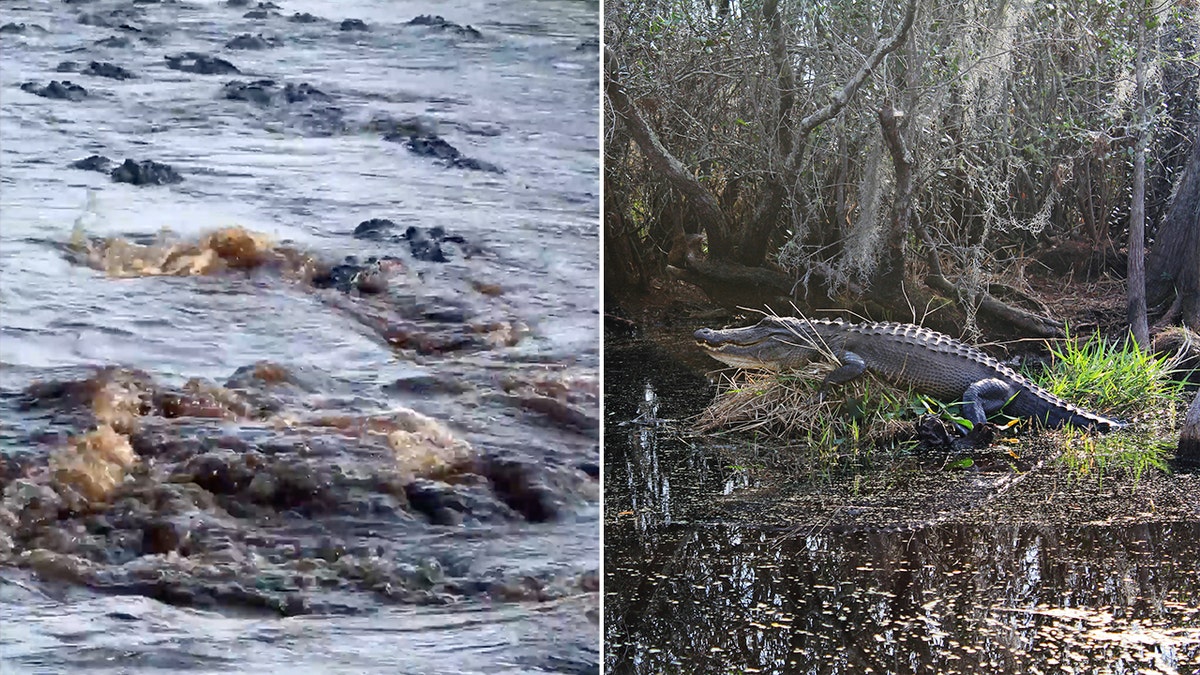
(49, 424, 137, 502)
(89, 370, 152, 433)
(68, 225, 308, 279)
(306, 409, 475, 477)
(500, 370, 599, 433)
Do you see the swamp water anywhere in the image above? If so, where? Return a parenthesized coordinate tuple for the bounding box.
(0, 0, 600, 672)
(604, 335, 1200, 675)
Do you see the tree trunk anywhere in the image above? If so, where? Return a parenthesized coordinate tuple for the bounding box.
(1127, 13, 1150, 349)
(1178, 388, 1200, 465)
(737, 0, 796, 267)
(875, 105, 913, 301)
(604, 202, 649, 291)
(1145, 127, 1200, 330)
(878, 103, 1061, 337)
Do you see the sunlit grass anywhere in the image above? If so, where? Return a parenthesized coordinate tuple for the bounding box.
(1039, 328, 1186, 420)
(1036, 329, 1187, 481)
(1058, 426, 1173, 484)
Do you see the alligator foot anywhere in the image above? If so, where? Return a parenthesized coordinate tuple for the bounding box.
(957, 421, 995, 450)
(915, 414, 995, 451)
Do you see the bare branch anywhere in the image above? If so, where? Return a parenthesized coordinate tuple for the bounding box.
(785, 0, 919, 171)
(604, 45, 733, 250)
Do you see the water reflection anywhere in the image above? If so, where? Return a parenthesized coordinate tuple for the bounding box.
(604, 339, 1200, 674)
(607, 519, 1199, 673)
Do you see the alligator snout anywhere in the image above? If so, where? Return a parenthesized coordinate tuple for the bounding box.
(694, 327, 718, 345)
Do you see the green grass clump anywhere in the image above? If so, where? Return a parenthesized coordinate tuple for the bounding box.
(1039, 329, 1185, 420)
(1037, 329, 1187, 481)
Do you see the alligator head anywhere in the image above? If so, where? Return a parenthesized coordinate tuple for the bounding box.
(694, 316, 825, 370)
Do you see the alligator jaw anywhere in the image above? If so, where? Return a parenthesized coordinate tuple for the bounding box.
(694, 328, 771, 349)
(693, 323, 815, 371)
(694, 343, 784, 370)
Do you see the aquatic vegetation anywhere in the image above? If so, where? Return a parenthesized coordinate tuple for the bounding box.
(1058, 427, 1173, 483)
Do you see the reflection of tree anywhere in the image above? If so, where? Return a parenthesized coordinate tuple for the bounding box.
(606, 520, 1200, 674)
(604, 346, 730, 663)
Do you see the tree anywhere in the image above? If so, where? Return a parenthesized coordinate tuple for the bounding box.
(604, 0, 1198, 341)
(1127, 6, 1151, 349)
(1145, 126, 1200, 331)
(605, 0, 917, 267)
(1179, 388, 1200, 465)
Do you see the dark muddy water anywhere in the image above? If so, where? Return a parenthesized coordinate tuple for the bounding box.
(1, 0, 599, 672)
(604, 336, 1200, 675)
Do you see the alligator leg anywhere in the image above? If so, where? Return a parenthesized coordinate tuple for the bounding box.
(815, 351, 867, 402)
(961, 378, 1016, 427)
(821, 351, 867, 388)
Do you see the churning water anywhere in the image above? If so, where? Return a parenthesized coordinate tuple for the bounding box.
(1, 0, 599, 672)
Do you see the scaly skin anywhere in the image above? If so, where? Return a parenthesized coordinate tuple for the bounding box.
(694, 316, 1126, 432)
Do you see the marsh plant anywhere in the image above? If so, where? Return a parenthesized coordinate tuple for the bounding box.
(1039, 328, 1187, 419)
(694, 368, 919, 480)
(1038, 329, 1188, 481)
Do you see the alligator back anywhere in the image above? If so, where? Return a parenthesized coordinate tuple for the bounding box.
(811, 319, 1124, 431)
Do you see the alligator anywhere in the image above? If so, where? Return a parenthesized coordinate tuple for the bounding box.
(694, 315, 1126, 432)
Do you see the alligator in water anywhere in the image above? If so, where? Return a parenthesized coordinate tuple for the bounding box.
(694, 315, 1126, 432)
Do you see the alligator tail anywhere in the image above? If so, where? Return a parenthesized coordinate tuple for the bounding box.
(1012, 384, 1126, 432)
(1039, 405, 1126, 432)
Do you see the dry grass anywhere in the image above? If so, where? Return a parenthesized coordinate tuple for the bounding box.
(695, 368, 912, 439)
(694, 365, 834, 436)
(691, 368, 919, 479)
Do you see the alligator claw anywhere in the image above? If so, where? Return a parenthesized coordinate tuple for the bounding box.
(916, 415, 995, 450)
(957, 421, 995, 450)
